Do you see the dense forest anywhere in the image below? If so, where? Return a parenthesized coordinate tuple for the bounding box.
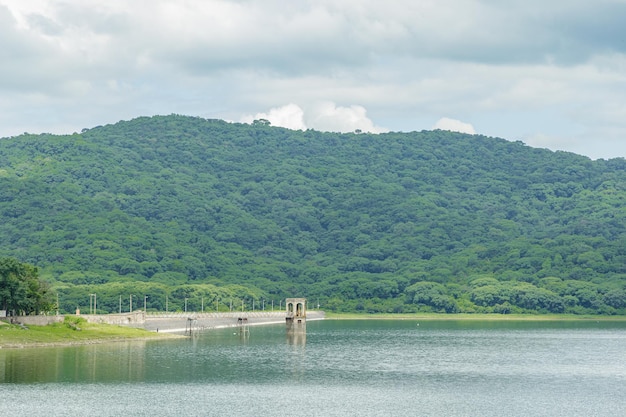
(0, 115, 625, 315)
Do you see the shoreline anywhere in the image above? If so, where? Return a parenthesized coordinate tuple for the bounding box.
(0, 320, 185, 350)
(3, 312, 625, 349)
(0, 314, 324, 349)
(324, 312, 626, 321)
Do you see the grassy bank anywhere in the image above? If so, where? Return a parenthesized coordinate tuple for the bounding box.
(323, 312, 626, 321)
(0, 317, 182, 349)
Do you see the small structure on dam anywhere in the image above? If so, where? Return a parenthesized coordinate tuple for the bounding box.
(237, 316, 249, 337)
(185, 315, 198, 336)
(285, 298, 306, 332)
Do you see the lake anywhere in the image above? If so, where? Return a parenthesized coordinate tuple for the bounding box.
(1, 319, 625, 416)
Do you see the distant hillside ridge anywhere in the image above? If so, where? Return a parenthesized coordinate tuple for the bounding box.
(1, 115, 624, 314)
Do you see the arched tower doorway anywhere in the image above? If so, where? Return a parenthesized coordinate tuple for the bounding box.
(285, 298, 306, 332)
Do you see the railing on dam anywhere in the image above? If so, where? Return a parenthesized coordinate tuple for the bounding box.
(146, 310, 324, 320)
(146, 311, 286, 319)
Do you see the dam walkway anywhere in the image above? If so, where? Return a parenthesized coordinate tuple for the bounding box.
(143, 310, 325, 333)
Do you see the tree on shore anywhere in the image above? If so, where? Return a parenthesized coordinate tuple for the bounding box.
(0, 257, 54, 316)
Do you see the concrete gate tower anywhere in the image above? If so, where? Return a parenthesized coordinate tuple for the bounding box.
(285, 298, 306, 331)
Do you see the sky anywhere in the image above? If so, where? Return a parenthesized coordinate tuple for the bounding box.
(1, 0, 626, 160)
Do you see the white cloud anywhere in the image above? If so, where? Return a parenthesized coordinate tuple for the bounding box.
(433, 117, 476, 134)
(241, 102, 387, 133)
(305, 102, 388, 133)
(240, 103, 306, 130)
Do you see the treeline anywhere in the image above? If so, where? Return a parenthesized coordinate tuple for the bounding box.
(0, 115, 625, 315)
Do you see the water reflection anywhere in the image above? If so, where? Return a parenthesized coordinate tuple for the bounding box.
(0, 341, 150, 383)
(286, 329, 306, 346)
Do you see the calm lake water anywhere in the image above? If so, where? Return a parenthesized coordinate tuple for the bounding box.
(1, 319, 625, 416)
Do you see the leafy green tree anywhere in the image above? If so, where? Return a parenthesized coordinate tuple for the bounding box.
(0, 257, 54, 315)
(405, 281, 459, 313)
(603, 289, 626, 309)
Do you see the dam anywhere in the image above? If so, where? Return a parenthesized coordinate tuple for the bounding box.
(9, 310, 325, 334)
(142, 310, 324, 334)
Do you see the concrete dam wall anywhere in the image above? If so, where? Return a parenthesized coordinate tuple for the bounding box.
(143, 311, 325, 333)
(6, 311, 325, 334)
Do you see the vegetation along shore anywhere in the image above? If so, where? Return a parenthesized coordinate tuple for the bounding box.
(0, 316, 182, 349)
(324, 312, 626, 321)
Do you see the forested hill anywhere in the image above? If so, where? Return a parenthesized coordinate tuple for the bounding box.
(1, 115, 625, 315)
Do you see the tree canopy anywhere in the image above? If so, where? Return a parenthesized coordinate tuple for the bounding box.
(0, 257, 54, 315)
(0, 115, 624, 314)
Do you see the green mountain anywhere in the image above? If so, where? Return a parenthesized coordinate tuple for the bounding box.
(1, 115, 625, 314)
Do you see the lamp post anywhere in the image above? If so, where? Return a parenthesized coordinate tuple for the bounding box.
(144, 295, 148, 312)
(130, 294, 133, 313)
(89, 294, 97, 314)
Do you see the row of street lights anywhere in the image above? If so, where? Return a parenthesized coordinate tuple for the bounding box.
(84, 294, 290, 314)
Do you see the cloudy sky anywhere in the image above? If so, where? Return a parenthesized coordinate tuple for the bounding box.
(2, 0, 626, 159)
